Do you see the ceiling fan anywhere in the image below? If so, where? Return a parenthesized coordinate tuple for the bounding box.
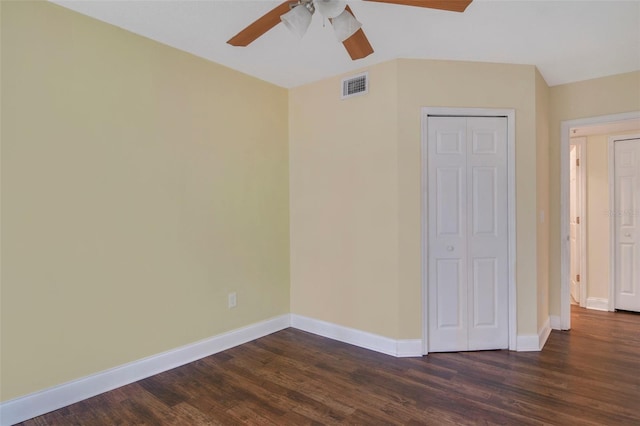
(227, 0, 473, 60)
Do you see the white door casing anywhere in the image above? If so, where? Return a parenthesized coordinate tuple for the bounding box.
(612, 136, 640, 312)
(427, 116, 509, 352)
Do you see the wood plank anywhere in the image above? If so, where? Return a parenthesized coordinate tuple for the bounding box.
(364, 0, 473, 13)
(227, 1, 292, 47)
(17, 306, 640, 425)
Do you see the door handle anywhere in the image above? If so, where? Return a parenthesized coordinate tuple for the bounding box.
(625, 232, 632, 237)
(446, 245, 454, 252)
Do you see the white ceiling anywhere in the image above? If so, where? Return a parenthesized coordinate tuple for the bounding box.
(51, 0, 640, 88)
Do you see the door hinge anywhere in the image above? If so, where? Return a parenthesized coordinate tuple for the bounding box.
(576, 158, 580, 166)
(576, 274, 580, 283)
(576, 216, 580, 225)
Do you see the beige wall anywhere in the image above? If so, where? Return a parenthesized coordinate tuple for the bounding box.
(396, 60, 542, 337)
(1, 1, 290, 401)
(289, 61, 400, 337)
(536, 70, 550, 331)
(585, 134, 611, 300)
(290, 58, 544, 339)
(548, 72, 640, 316)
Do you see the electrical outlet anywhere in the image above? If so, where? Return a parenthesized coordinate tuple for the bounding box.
(228, 292, 237, 309)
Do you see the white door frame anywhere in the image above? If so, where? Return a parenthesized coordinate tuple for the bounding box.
(569, 137, 588, 307)
(560, 111, 640, 329)
(608, 133, 640, 311)
(421, 107, 516, 353)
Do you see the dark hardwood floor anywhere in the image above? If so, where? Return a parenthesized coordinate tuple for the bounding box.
(18, 306, 640, 425)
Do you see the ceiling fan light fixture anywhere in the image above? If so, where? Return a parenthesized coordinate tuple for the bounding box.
(331, 9, 362, 42)
(314, 0, 346, 19)
(281, 4, 313, 39)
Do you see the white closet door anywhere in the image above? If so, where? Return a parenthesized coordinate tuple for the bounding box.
(465, 117, 508, 350)
(428, 117, 468, 351)
(614, 139, 640, 312)
(428, 116, 508, 352)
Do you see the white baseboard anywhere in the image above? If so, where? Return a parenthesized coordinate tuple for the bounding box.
(538, 317, 552, 350)
(0, 314, 290, 426)
(515, 334, 539, 352)
(396, 339, 423, 357)
(1, 313, 424, 425)
(550, 315, 562, 330)
(516, 317, 551, 352)
(2, 309, 571, 424)
(290, 314, 422, 358)
(586, 297, 609, 311)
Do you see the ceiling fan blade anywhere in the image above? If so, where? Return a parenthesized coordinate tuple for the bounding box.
(227, 1, 293, 46)
(342, 29, 374, 60)
(363, 0, 472, 13)
(340, 6, 374, 60)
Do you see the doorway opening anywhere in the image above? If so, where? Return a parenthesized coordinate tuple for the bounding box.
(560, 112, 640, 329)
(569, 137, 586, 307)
